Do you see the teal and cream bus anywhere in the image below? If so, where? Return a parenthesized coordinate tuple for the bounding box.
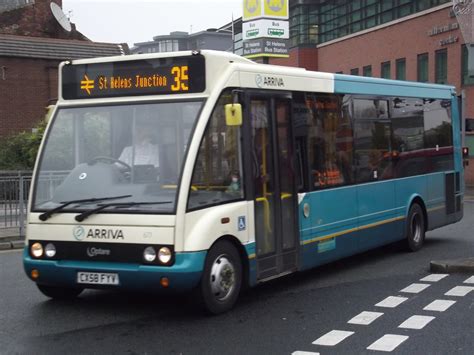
(24, 50, 464, 314)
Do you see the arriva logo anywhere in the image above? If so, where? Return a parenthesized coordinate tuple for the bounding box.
(73, 225, 86, 241)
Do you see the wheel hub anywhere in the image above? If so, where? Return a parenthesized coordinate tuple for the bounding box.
(210, 254, 235, 301)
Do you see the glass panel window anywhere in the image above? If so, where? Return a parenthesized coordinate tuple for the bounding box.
(435, 49, 448, 84)
(34, 101, 203, 214)
(391, 97, 427, 177)
(353, 99, 390, 182)
(188, 91, 243, 210)
(381, 61, 391, 79)
(423, 99, 454, 172)
(396, 58, 406, 80)
(462, 45, 474, 85)
(363, 65, 372, 77)
(381, 0, 394, 11)
(417, 53, 429, 82)
(310, 94, 354, 188)
(351, 68, 360, 75)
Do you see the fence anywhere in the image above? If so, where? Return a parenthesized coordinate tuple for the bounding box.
(0, 171, 32, 237)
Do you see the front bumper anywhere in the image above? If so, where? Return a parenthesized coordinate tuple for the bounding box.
(23, 248, 206, 292)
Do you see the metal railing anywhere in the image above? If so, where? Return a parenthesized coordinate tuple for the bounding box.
(0, 171, 32, 237)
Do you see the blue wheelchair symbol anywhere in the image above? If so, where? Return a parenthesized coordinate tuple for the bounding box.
(238, 216, 246, 231)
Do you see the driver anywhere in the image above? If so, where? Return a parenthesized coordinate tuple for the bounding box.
(118, 124, 159, 168)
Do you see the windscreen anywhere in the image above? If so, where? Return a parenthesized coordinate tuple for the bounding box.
(33, 101, 203, 214)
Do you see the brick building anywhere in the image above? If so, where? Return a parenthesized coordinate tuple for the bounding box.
(0, 0, 127, 137)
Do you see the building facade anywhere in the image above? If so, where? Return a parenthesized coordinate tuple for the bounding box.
(131, 30, 233, 54)
(0, 0, 127, 137)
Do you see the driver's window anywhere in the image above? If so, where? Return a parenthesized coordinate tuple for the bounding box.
(187, 90, 244, 211)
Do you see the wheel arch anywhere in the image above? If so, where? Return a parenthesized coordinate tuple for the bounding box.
(408, 195, 428, 231)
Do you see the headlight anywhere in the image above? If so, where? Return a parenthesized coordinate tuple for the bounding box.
(44, 243, 56, 258)
(143, 246, 156, 262)
(158, 247, 172, 264)
(31, 242, 43, 258)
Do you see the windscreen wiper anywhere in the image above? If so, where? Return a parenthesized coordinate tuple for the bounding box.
(38, 195, 132, 221)
(75, 201, 172, 222)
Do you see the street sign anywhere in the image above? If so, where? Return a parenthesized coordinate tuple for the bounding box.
(243, 19, 289, 40)
(242, 38, 289, 58)
(243, 0, 289, 21)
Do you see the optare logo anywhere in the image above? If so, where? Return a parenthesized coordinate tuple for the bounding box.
(86, 247, 111, 257)
(73, 225, 86, 241)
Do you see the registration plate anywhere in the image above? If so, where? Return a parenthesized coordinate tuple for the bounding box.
(77, 272, 119, 285)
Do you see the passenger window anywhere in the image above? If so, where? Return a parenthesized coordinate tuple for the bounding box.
(302, 94, 354, 189)
(187, 90, 244, 210)
(353, 98, 391, 182)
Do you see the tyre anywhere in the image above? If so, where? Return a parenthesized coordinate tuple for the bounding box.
(198, 241, 242, 314)
(37, 284, 83, 300)
(406, 203, 425, 252)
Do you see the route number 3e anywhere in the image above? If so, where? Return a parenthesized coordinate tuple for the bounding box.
(171, 65, 189, 91)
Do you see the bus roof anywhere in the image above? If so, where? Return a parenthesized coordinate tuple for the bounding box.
(58, 50, 456, 102)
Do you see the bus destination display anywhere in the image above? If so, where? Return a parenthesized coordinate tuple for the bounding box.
(62, 55, 205, 99)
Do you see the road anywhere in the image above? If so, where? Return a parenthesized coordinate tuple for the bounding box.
(1, 201, 473, 355)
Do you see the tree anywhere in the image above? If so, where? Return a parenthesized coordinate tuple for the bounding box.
(0, 119, 47, 170)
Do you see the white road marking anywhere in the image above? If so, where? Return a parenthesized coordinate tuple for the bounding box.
(312, 330, 354, 346)
(445, 286, 474, 297)
(400, 283, 430, 294)
(292, 352, 320, 355)
(348, 311, 384, 325)
(375, 296, 408, 308)
(423, 299, 456, 312)
(464, 276, 474, 284)
(398, 315, 435, 329)
(367, 334, 409, 352)
(420, 274, 448, 282)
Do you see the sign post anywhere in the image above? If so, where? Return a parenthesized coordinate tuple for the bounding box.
(242, 0, 290, 60)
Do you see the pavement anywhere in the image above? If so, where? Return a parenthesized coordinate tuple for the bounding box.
(2, 187, 474, 273)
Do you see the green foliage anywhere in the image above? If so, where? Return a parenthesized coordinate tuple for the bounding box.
(0, 119, 47, 170)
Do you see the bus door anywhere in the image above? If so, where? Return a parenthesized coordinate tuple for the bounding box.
(245, 93, 299, 280)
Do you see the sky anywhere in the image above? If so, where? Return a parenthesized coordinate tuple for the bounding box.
(62, 0, 242, 47)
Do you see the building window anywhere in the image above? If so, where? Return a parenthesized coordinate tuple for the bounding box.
(417, 53, 429, 82)
(351, 68, 359, 76)
(381, 61, 391, 79)
(435, 49, 448, 84)
(461, 45, 474, 85)
(363, 65, 372, 77)
(396, 58, 406, 80)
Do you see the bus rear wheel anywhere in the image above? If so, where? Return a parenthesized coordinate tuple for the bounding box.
(37, 284, 83, 300)
(406, 203, 425, 252)
(199, 241, 242, 314)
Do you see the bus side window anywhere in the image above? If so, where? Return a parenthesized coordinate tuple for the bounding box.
(187, 90, 244, 210)
(353, 98, 392, 182)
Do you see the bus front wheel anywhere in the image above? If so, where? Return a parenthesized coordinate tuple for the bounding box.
(37, 284, 83, 300)
(198, 241, 242, 314)
(406, 203, 425, 252)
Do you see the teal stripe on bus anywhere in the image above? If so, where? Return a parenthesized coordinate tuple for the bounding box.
(334, 74, 454, 99)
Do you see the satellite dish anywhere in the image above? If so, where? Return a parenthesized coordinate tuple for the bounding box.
(50, 2, 71, 32)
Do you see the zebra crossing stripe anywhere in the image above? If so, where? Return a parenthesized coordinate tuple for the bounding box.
(312, 330, 354, 346)
(367, 334, 409, 352)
